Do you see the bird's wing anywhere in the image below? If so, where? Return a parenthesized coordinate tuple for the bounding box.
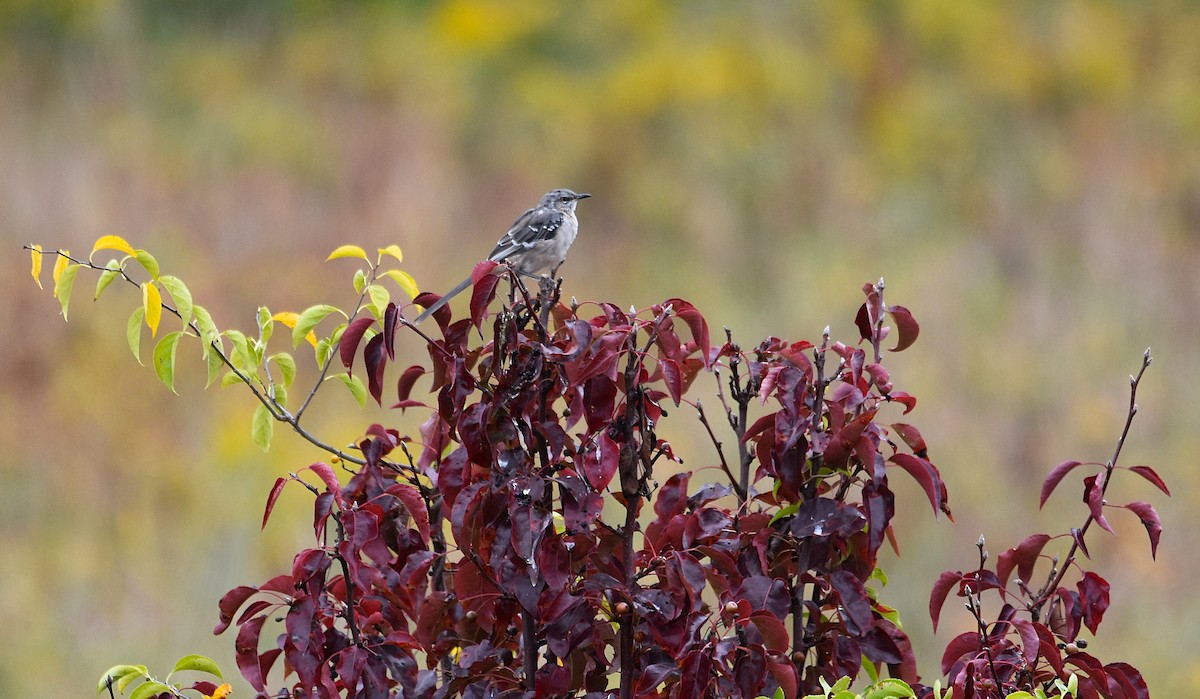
(489, 206, 565, 262)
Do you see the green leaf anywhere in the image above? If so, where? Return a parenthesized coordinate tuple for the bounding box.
(221, 370, 242, 387)
(257, 306, 273, 343)
(55, 263, 80, 321)
(223, 330, 253, 372)
(153, 332, 183, 394)
(252, 403, 274, 451)
(127, 307, 145, 364)
(271, 353, 297, 387)
(132, 249, 159, 279)
(330, 372, 367, 407)
(293, 304, 343, 348)
(378, 243, 403, 261)
(193, 304, 219, 346)
(203, 341, 224, 388)
(158, 274, 194, 328)
(353, 268, 367, 295)
(97, 665, 147, 695)
(172, 653, 222, 679)
(768, 500, 801, 526)
(94, 260, 121, 300)
(864, 679, 917, 698)
(129, 680, 172, 699)
(366, 284, 389, 318)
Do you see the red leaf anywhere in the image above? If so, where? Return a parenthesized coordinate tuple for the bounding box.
(996, 533, 1052, 588)
(468, 260, 501, 328)
(1084, 473, 1113, 534)
(890, 423, 926, 454)
(659, 356, 683, 406)
(662, 298, 711, 368)
(262, 476, 287, 530)
(215, 585, 259, 635)
(581, 432, 619, 491)
(940, 631, 983, 674)
(1126, 465, 1171, 496)
(748, 611, 790, 652)
(855, 302, 873, 342)
(394, 365, 426, 404)
(1012, 619, 1040, 664)
(339, 316, 375, 372)
(390, 483, 431, 545)
(888, 453, 943, 516)
(886, 305, 919, 352)
(1041, 460, 1085, 508)
(382, 302, 398, 360)
(929, 570, 962, 632)
(1105, 662, 1149, 699)
(364, 333, 386, 405)
(766, 654, 798, 699)
(1077, 571, 1110, 635)
(1122, 501, 1163, 558)
(306, 462, 341, 499)
(886, 391, 917, 414)
(234, 614, 267, 691)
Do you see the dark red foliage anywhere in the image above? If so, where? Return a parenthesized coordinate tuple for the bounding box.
(214, 275, 1162, 699)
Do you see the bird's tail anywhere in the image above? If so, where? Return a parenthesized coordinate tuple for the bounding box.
(412, 275, 473, 324)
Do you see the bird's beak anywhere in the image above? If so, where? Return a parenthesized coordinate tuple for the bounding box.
(576, 193, 592, 200)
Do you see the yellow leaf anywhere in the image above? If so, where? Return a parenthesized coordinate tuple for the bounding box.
(91, 234, 137, 259)
(271, 311, 318, 347)
(326, 244, 369, 262)
(205, 683, 233, 699)
(143, 282, 163, 337)
(382, 269, 420, 300)
(30, 244, 43, 288)
(378, 244, 403, 261)
(51, 250, 70, 295)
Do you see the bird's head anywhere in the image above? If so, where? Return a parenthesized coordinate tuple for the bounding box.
(541, 188, 591, 212)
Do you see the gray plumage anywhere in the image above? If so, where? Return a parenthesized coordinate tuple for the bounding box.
(413, 189, 590, 324)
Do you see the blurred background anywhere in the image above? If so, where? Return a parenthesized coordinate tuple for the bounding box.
(3, 0, 1198, 695)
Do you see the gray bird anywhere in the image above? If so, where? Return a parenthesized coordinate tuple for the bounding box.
(413, 188, 591, 324)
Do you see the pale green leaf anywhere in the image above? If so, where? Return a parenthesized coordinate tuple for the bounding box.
(366, 284, 389, 318)
(158, 274, 193, 328)
(330, 372, 368, 407)
(97, 665, 146, 695)
(127, 307, 144, 364)
(293, 304, 344, 348)
(172, 653, 222, 679)
(221, 370, 242, 387)
(257, 306, 273, 344)
(327, 244, 369, 261)
(271, 352, 297, 387)
(223, 330, 253, 372)
(153, 332, 183, 394)
(193, 304, 219, 346)
(204, 341, 224, 388)
(353, 268, 367, 295)
(132, 249, 159, 279)
(55, 263, 80, 320)
(382, 269, 420, 300)
(129, 680, 172, 699)
(315, 336, 331, 367)
(94, 260, 121, 300)
(252, 402, 274, 451)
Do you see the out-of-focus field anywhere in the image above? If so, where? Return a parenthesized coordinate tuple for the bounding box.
(3, 2, 1198, 695)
